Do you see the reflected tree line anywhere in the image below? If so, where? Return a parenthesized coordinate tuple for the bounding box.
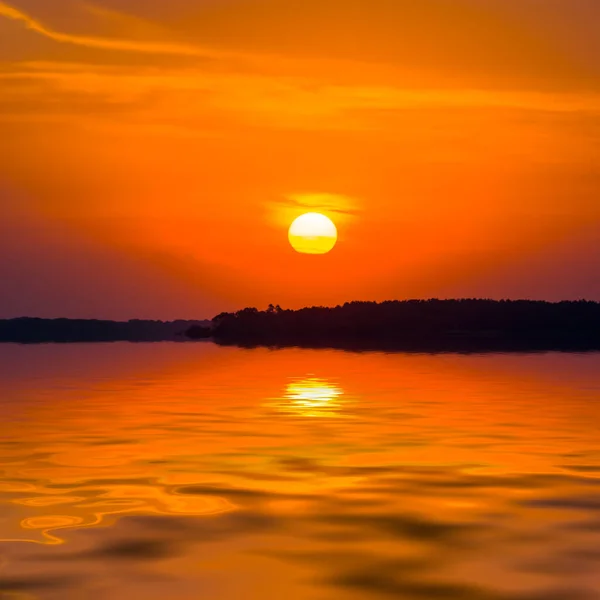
(186, 300, 600, 352)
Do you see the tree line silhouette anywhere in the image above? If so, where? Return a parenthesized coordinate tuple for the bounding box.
(0, 318, 209, 343)
(186, 300, 600, 352)
(3, 301, 600, 350)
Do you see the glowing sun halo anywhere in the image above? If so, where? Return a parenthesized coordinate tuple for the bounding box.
(288, 213, 338, 255)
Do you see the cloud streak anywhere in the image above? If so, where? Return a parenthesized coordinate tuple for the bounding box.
(0, 1, 224, 58)
(3, 62, 600, 115)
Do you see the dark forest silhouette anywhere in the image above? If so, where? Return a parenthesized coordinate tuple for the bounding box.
(0, 318, 209, 343)
(3, 301, 600, 350)
(186, 300, 600, 352)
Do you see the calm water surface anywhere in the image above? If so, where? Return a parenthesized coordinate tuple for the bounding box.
(1, 343, 600, 599)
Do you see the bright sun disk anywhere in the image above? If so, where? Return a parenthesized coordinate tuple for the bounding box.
(288, 212, 338, 255)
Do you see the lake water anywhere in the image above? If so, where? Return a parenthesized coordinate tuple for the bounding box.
(1, 343, 600, 600)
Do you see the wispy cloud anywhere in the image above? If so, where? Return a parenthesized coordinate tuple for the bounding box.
(284, 194, 360, 216)
(267, 194, 361, 228)
(0, 1, 225, 58)
(2, 61, 599, 124)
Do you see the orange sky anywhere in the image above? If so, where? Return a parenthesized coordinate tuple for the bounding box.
(1, 0, 599, 319)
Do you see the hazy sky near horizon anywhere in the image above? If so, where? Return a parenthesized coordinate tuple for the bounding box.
(1, 0, 599, 319)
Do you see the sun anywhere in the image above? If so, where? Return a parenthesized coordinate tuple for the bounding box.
(288, 213, 338, 255)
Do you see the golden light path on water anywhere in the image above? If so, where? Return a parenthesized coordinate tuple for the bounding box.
(0, 343, 599, 599)
(281, 377, 345, 417)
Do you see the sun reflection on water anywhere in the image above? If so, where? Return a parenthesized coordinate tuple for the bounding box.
(282, 377, 345, 417)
